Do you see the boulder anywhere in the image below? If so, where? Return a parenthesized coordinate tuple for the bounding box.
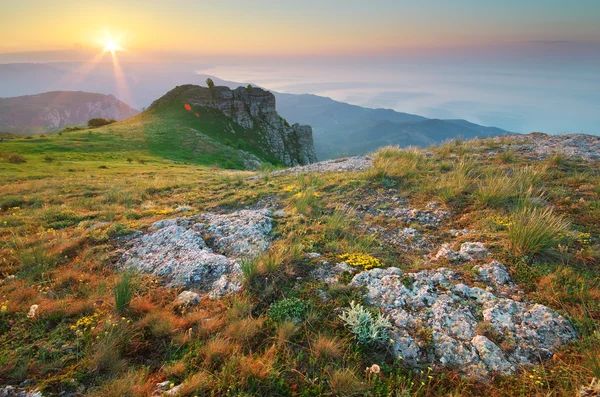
(350, 264, 577, 378)
(122, 209, 272, 298)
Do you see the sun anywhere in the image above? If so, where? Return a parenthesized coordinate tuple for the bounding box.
(101, 35, 123, 55)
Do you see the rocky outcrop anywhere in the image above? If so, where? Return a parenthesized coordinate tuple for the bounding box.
(349, 262, 577, 379)
(150, 85, 317, 166)
(121, 209, 272, 298)
(493, 133, 600, 162)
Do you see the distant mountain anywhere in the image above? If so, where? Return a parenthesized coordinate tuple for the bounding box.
(0, 91, 139, 134)
(0, 63, 512, 156)
(274, 93, 512, 159)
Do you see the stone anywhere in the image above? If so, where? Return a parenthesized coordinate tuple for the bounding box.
(122, 209, 272, 298)
(350, 265, 577, 378)
(260, 156, 372, 178)
(474, 261, 512, 288)
(471, 335, 517, 374)
(434, 244, 464, 263)
(310, 262, 360, 285)
(305, 252, 322, 259)
(176, 291, 201, 307)
(459, 242, 489, 261)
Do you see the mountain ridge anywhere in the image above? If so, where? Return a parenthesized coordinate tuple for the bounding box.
(0, 90, 139, 134)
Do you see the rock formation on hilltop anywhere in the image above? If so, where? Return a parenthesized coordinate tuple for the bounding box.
(0, 91, 139, 134)
(150, 85, 317, 166)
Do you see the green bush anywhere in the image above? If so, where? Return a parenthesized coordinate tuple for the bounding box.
(339, 301, 391, 345)
(88, 118, 116, 128)
(268, 297, 307, 323)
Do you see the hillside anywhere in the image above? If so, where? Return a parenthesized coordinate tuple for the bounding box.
(0, 91, 139, 134)
(0, 132, 598, 396)
(0, 64, 514, 159)
(0, 85, 317, 171)
(275, 92, 513, 159)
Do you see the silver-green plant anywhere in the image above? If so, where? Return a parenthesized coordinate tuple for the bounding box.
(339, 301, 391, 345)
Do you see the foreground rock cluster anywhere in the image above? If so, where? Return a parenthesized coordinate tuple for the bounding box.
(121, 209, 272, 298)
(350, 262, 577, 379)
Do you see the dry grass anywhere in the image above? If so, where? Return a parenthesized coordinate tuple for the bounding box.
(200, 336, 237, 368)
(223, 317, 265, 342)
(329, 368, 365, 397)
(311, 333, 344, 360)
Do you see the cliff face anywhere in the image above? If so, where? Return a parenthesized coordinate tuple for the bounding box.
(151, 85, 317, 166)
(0, 91, 139, 133)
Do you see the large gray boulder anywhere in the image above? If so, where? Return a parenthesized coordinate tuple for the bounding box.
(121, 209, 272, 298)
(350, 262, 577, 379)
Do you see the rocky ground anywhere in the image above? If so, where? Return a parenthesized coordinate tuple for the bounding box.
(2, 133, 598, 396)
(491, 133, 600, 162)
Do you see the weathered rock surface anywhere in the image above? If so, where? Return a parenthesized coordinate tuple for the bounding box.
(0, 386, 43, 397)
(150, 85, 317, 166)
(434, 242, 489, 263)
(122, 209, 272, 298)
(267, 156, 372, 177)
(310, 261, 360, 285)
(350, 262, 577, 378)
(176, 291, 201, 306)
(494, 133, 600, 162)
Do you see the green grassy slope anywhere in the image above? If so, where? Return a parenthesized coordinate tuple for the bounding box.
(0, 96, 286, 172)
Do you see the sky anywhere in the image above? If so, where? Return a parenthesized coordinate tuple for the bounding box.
(2, 0, 600, 55)
(0, 0, 599, 134)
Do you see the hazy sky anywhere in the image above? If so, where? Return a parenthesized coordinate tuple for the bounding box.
(1, 1, 599, 135)
(1, 0, 600, 55)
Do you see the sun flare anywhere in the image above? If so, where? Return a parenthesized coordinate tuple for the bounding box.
(101, 35, 123, 55)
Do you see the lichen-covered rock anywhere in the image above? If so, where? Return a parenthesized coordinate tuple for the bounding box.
(310, 261, 360, 284)
(459, 242, 489, 260)
(0, 386, 43, 397)
(388, 207, 451, 229)
(121, 209, 272, 298)
(434, 242, 489, 263)
(350, 264, 577, 378)
(176, 291, 201, 306)
(265, 156, 372, 178)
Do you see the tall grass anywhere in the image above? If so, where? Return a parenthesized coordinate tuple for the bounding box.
(508, 206, 571, 258)
(114, 272, 133, 314)
(474, 174, 515, 208)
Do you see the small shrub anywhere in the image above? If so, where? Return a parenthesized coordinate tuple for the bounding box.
(234, 138, 248, 150)
(114, 272, 133, 313)
(268, 297, 307, 323)
(7, 154, 26, 164)
(107, 222, 132, 238)
(88, 118, 115, 128)
(223, 159, 237, 169)
(339, 301, 391, 345)
(339, 253, 381, 270)
(508, 206, 571, 258)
